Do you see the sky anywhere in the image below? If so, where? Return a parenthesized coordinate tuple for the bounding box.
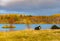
(0, 0, 60, 15)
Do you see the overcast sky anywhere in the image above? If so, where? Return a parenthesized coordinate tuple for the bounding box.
(0, 0, 60, 15)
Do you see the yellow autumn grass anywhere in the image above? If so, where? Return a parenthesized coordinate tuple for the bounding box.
(0, 29, 60, 41)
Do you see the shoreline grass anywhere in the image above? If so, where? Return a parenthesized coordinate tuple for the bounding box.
(0, 30, 60, 41)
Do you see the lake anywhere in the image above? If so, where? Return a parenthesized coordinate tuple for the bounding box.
(0, 24, 60, 31)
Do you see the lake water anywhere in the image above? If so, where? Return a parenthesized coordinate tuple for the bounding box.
(0, 24, 60, 31)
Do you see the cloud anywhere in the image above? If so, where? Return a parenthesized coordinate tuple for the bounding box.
(2, 0, 59, 10)
(0, 0, 60, 15)
(0, 0, 24, 6)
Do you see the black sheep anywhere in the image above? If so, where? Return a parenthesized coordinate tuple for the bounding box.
(34, 26, 41, 30)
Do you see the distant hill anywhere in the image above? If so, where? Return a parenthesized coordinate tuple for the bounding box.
(52, 14, 60, 16)
(0, 14, 60, 24)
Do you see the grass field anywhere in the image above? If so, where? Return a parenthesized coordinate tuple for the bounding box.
(0, 29, 60, 41)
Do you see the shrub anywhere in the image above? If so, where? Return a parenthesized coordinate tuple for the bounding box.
(51, 25, 60, 29)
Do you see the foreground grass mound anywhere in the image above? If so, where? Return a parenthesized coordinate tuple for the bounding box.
(0, 30, 60, 41)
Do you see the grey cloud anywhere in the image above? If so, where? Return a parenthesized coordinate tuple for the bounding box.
(0, 0, 60, 11)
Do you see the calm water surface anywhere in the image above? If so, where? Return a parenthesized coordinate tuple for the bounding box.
(0, 24, 60, 31)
